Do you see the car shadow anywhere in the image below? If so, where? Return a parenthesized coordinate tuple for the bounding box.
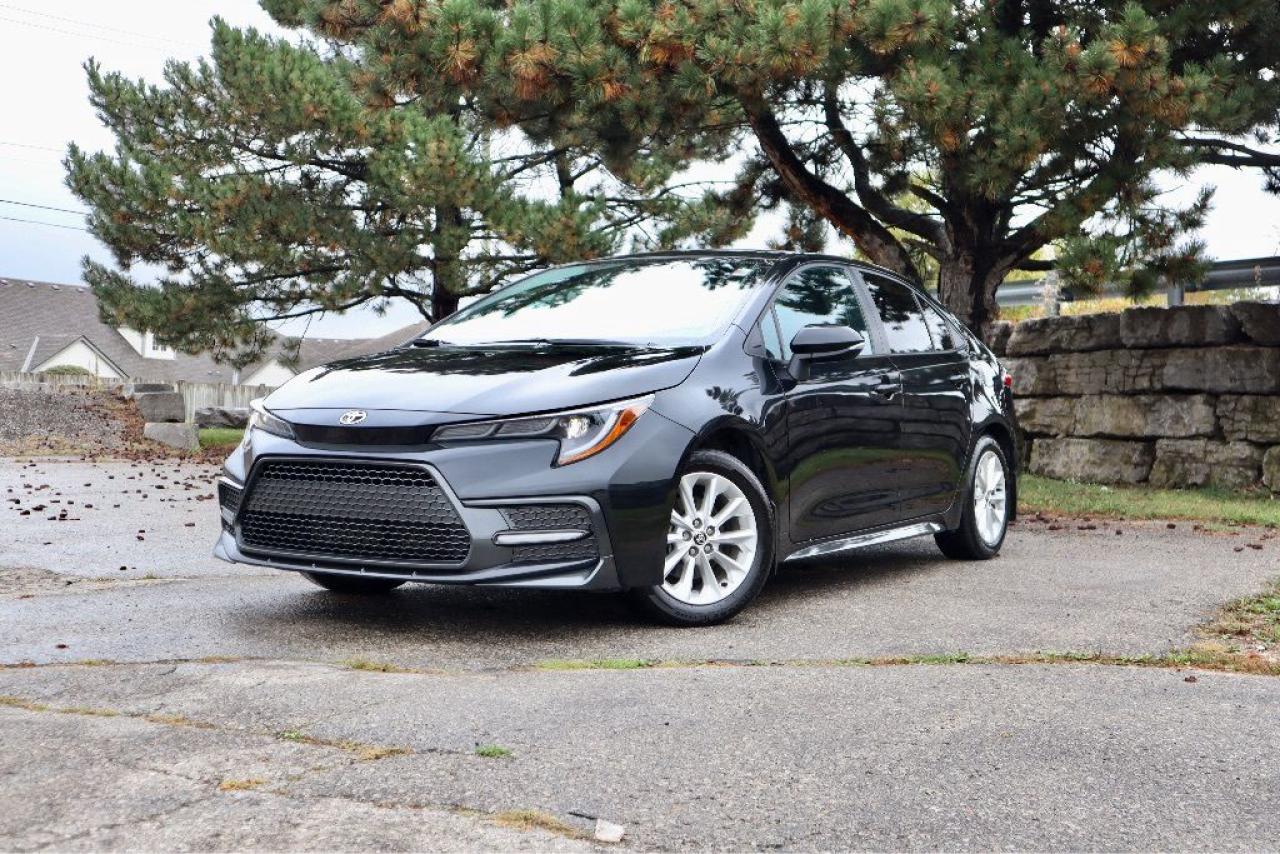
(226, 539, 952, 643)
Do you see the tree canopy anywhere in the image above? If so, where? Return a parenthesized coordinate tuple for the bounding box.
(70, 0, 1280, 344)
(67, 13, 751, 361)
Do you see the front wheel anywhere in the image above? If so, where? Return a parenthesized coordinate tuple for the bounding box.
(935, 435, 1010, 560)
(627, 450, 774, 627)
(301, 572, 405, 594)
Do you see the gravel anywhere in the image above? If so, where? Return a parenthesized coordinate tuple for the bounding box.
(0, 386, 132, 454)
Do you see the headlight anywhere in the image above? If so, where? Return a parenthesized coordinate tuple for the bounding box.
(433, 395, 653, 466)
(248, 398, 295, 439)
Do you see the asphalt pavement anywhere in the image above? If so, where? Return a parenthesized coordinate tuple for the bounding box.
(2, 458, 1278, 851)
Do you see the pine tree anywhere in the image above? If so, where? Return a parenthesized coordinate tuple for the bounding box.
(301, 0, 1278, 330)
(66, 12, 752, 361)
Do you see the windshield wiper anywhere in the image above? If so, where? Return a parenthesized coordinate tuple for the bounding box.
(476, 338, 635, 347)
(411, 337, 637, 348)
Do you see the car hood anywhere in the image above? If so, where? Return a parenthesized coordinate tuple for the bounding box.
(264, 343, 704, 419)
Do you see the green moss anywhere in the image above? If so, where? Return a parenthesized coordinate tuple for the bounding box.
(475, 744, 513, 758)
(199, 428, 244, 449)
(1020, 474, 1280, 527)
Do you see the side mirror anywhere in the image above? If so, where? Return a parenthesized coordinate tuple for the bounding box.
(786, 324, 864, 378)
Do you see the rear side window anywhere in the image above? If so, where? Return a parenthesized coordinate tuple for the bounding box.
(862, 274, 933, 354)
(773, 266, 870, 358)
(921, 303, 960, 351)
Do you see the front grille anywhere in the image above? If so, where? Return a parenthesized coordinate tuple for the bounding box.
(238, 460, 470, 565)
(499, 503, 599, 564)
(218, 481, 242, 516)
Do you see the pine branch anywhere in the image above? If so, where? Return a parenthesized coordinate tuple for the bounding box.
(821, 87, 947, 245)
(741, 95, 921, 282)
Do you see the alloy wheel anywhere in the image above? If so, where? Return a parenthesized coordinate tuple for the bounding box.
(973, 449, 1008, 546)
(663, 470, 759, 605)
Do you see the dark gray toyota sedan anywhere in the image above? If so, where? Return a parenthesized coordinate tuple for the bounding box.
(215, 251, 1017, 625)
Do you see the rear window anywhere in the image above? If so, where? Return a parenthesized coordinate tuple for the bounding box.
(862, 274, 933, 354)
(921, 303, 960, 351)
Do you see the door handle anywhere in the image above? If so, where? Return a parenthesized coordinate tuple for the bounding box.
(871, 372, 901, 400)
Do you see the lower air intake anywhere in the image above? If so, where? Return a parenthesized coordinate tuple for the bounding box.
(238, 460, 470, 565)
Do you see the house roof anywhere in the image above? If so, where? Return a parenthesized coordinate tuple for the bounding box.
(0, 276, 431, 383)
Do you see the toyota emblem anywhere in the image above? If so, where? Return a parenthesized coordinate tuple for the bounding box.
(338, 410, 367, 426)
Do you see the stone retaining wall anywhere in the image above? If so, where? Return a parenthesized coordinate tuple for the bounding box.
(985, 303, 1280, 491)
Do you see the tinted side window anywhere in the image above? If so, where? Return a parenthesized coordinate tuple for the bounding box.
(863, 274, 932, 354)
(773, 266, 870, 358)
(921, 303, 960, 351)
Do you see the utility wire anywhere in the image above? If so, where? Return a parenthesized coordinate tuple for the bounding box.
(0, 198, 88, 216)
(0, 214, 89, 232)
(0, 14, 187, 54)
(0, 2, 202, 49)
(0, 140, 64, 153)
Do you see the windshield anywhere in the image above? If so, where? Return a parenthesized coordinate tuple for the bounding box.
(421, 257, 770, 347)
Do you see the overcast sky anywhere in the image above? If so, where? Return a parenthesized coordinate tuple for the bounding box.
(2, 1, 1278, 339)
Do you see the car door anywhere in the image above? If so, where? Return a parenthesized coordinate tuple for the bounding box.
(770, 264, 912, 541)
(859, 272, 972, 520)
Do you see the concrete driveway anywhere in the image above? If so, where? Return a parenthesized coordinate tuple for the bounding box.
(2, 458, 1278, 850)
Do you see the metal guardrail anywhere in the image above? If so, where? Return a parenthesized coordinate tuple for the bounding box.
(995, 255, 1280, 308)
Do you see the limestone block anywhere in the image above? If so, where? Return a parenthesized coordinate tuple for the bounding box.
(1216, 395, 1280, 443)
(143, 422, 199, 452)
(1028, 437, 1155, 484)
(1230, 302, 1280, 346)
(1119, 305, 1241, 348)
(1007, 313, 1122, 356)
(134, 391, 186, 423)
(1149, 439, 1263, 490)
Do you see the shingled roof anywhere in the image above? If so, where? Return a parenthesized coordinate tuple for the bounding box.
(0, 276, 430, 383)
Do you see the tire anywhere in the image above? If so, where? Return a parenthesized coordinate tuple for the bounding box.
(627, 449, 774, 627)
(301, 572, 406, 594)
(935, 435, 1010, 560)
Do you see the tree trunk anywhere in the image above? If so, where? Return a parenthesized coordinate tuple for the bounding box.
(936, 253, 1002, 333)
(432, 285, 459, 321)
(430, 202, 466, 321)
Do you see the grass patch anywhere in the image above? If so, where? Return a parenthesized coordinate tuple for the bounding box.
(340, 658, 418, 674)
(275, 729, 411, 761)
(1020, 474, 1280, 527)
(491, 809, 587, 839)
(145, 712, 216, 729)
(0, 696, 121, 716)
(536, 658, 656, 671)
(530, 650, 1280, 676)
(475, 744, 513, 759)
(198, 428, 244, 449)
(1197, 579, 1280, 663)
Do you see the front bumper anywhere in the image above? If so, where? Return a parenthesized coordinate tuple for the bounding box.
(213, 408, 694, 590)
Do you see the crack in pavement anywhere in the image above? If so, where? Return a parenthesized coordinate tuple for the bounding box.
(0, 702, 600, 850)
(4, 648, 1277, 677)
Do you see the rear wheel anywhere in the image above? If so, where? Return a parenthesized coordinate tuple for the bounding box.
(301, 572, 405, 594)
(628, 450, 773, 626)
(935, 435, 1009, 560)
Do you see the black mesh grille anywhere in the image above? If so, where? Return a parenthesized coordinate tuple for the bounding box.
(501, 504, 593, 531)
(239, 460, 470, 565)
(291, 424, 435, 445)
(511, 540, 599, 563)
(218, 481, 242, 516)
(499, 503, 598, 564)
